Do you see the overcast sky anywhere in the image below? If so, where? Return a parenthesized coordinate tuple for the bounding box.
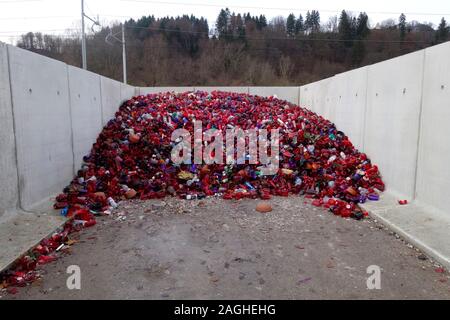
(1, 0, 450, 43)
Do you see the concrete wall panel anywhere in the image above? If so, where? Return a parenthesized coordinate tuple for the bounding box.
(300, 81, 326, 114)
(310, 83, 322, 113)
(364, 51, 425, 199)
(0, 43, 18, 218)
(332, 67, 368, 151)
(120, 83, 137, 102)
(195, 87, 249, 94)
(100, 76, 122, 125)
(323, 79, 339, 123)
(68, 66, 102, 170)
(313, 78, 333, 121)
(138, 87, 194, 95)
(300, 84, 316, 112)
(301, 70, 367, 153)
(7, 45, 74, 210)
(299, 86, 308, 107)
(248, 87, 299, 105)
(416, 42, 450, 215)
(315, 77, 336, 121)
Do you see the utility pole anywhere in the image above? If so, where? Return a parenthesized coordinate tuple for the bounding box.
(81, 0, 87, 69)
(80, 0, 100, 70)
(106, 24, 127, 84)
(122, 24, 127, 84)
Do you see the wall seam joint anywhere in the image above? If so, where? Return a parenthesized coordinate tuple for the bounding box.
(99, 77, 104, 125)
(361, 67, 370, 152)
(412, 50, 427, 201)
(66, 66, 76, 176)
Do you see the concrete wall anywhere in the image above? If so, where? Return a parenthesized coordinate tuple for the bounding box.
(415, 42, 450, 215)
(68, 66, 103, 170)
(194, 87, 247, 94)
(121, 83, 138, 102)
(248, 87, 299, 105)
(302, 69, 369, 151)
(331, 68, 368, 151)
(299, 41, 450, 218)
(364, 51, 424, 200)
(137, 87, 301, 105)
(100, 76, 122, 126)
(138, 87, 194, 95)
(308, 78, 333, 119)
(0, 43, 136, 217)
(8, 45, 74, 210)
(138, 87, 252, 95)
(0, 42, 19, 218)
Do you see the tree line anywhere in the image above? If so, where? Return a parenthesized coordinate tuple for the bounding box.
(17, 9, 450, 86)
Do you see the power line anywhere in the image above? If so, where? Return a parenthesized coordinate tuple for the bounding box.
(123, 25, 427, 44)
(3, 27, 427, 45)
(0, 28, 78, 34)
(110, 40, 427, 56)
(0, 16, 78, 20)
(0, 14, 140, 21)
(84, 0, 96, 18)
(102, 14, 144, 19)
(0, 0, 45, 3)
(0, 28, 79, 34)
(2, 25, 427, 45)
(0, 9, 433, 45)
(113, 41, 289, 52)
(119, 0, 450, 17)
(1, 34, 80, 39)
(0, 14, 137, 21)
(81, 0, 101, 69)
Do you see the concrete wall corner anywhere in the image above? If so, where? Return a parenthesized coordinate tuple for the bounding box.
(0, 43, 19, 218)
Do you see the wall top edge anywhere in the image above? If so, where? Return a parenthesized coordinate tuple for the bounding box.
(7, 44, 67, 68)
(67, 64, 103, 79)
(302, 41, 450, 87)
(4, 39, 449, 92)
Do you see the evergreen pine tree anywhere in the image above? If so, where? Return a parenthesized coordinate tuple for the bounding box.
(399, 13, 407, 41)
(436, 17, 449, 43)
(295, 14, 304, 34)
(286, 13, 296, 37)
(339, 10, 353, 47)
(216, 8, 230, 39)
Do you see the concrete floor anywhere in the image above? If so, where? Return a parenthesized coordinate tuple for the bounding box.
(361, 193, 450, 269)
(1, 196, 449, 300)
(0, 207, 66, 272)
